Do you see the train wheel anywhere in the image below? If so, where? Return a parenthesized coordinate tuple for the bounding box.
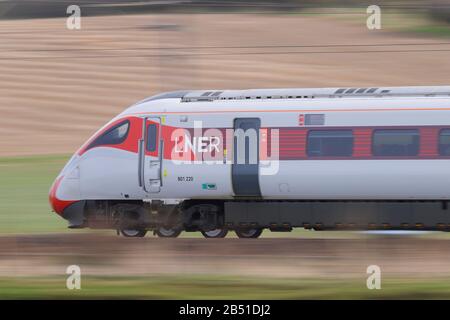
(201, 228, 228, 238)
(120, 229, 147, 237)
(155, 227, 182, 238)
(235, 228, 263, 239)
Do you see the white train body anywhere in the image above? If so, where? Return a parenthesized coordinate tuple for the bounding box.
(49, 86, 450, 235)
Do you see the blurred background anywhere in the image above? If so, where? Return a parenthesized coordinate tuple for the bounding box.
(1, 0, 450, 298)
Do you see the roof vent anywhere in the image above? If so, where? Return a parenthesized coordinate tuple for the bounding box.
(177, 86, 450, 103)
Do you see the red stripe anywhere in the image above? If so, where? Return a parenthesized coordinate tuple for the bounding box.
(75, 121, 450, 161)
(49, 176, 77, 216)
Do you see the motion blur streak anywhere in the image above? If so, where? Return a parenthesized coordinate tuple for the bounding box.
(2, 233, 450, 278)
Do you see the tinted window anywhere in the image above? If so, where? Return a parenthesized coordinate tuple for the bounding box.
(305, 114, 325, 126)
(146, 124, 157, 152)
(439, 129, 450, 156)
(87, 120, 129, 150)
(307, 130, 353, 157)
(372, 129, 419, 156)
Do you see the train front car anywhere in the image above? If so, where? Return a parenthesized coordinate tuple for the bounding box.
(48, 91, 189, 236)
(49, 86, 450, 238)
(49, 117, 140, 230)
(48, 116, 136, 230)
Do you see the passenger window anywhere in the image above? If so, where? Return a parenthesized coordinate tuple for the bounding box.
(372, 129, 419, 156)
(86, 120, 129, 150)
(307, 130, 353, 157)
(439, 129, 450, 156)
(146, 124, 157, 152)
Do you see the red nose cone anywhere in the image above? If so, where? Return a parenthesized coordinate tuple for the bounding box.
(49, 176, 75, 216)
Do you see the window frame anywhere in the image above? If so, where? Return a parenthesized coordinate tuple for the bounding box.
(371, 128, 420, 157)
(306, 129, 354, 157)
(86, 119, 130, 151)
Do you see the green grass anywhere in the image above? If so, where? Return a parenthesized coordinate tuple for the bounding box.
(0, 155, 70, 233)
(410, 25, 450, 38)
(302, 8, 450, 38)
(1, 275, 450, 299)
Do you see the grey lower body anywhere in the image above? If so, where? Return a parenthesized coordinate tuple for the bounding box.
(61, 199, 450, 232)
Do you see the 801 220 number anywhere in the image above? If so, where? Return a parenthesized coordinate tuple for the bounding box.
(177, 176, 194, 182)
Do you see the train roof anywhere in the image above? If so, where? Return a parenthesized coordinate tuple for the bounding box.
(140, 86, 450, 104)
(120, 86, 450, 117)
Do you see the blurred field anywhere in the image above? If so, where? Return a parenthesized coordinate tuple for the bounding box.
(3, 276, 450, 299)
(309, 7, 450, 37)
(1, 13, 450, 157)
(1, 12, 449, 234)
(1, 233, 450, 298)
(0, 155, 68, 233)
(1, 11, 450, 299)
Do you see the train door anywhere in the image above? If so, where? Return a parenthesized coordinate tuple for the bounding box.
(232, 118, 261, 197)
(140, 117, 162, 193)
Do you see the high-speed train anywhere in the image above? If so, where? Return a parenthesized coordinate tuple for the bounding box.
(49, 86, 450, 238)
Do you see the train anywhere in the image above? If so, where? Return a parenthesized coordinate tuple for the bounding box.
(49, 86, 450, 238)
